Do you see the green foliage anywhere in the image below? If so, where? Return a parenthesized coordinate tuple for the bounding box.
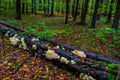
(39, 30, 57, 38)
(90, 27, 117, 42)
(28, 14, 36, 19)
(21, 21, 57, 39)
(7, 19, 18, 25)
(108, 64, 120, 80)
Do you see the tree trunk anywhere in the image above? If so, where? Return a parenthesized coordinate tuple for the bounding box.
(34, 0, 36, 15)
(57, 5, 60, 13)
(51, 0, 54, 16)
(79, 0, 89, 25)
(90, 0, 94, 19)
(47, 0, 50, 14)
(112, 0, 120, 29)
(107, 0, 114, 22)
(26, 2, 28, 13)
(104, 0, 108, 16)
(31, 0, 34, 13)
(65, 0, 69, 24)
(90, 0, 99, 28)
(72, 0, 75, 17)
(15, 0, 21, 20)
(62, 1, 64, 14)
(39, 0, 42, 11)
(43, 0, 46, 16)
(73, 0, 79, 21)
(22, 1, 25, 14)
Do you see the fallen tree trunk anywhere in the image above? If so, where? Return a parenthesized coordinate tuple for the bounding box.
(48, 40, 120, 64)
(0, 20, 24, 32)
(0, 20, 120, 64)
(0, 26, 109, 80)
(1, 26, 120, 80)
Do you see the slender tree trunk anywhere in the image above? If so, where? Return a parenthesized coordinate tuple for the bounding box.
(90, 0, 99, 28)
(9, 0, 11, 8)
(0, 0, 1, 9)
(65, 0, 69, 24)
(57, 5, 60, 13)
(22, 1, 25, 14)
(72, 0, 75, 17)
(39, 0, 42, 11)
(43, 0, 46, 16)
(15, 0, 21, 20)
(112, 0, 120, 29)
(34, 0, 36, 15)
(62, 1, 64, 14)
(47, 0, 50, 14)
(51, 0, 54, 16)
(107, 0, 114, 22)
(73, 0, 79, 21)
(79, 0, 89, 24)
(104, 0, 108, 16)
(31, 0, 34, 13)
(90, 0, 94, 19)
(26, 2, 28, 13)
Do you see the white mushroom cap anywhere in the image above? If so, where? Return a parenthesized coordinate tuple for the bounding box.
(72, 50, 86, 58)
(19, 38, 27, 50)
(32, 45, 37, 50)
(5, 31, 9, 37)
(31, 38, 39, 41)
(87, 76, 96, 80)
(54, 46, 60, 49)
(9, 34, 20, 46)
(83, 74, 88, 80)
(79, 73, 85, 79)
(46, 50, 60, 60)
(70, 60, 76, 64)
(60, 57, 70, 64)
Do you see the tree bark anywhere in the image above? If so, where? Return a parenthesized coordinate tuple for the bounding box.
(43, 0, 46, 16)
(47, 0, 50, 14)
(26, 2, 28, 13)
(107, 0, 114, 22)
(65, 0, 69, 24)
(104, 0, 108, 16)
(51, 0, 54, 16)
(79, 0, 89, 25)
(39, 0, 42, 11)
(112, 0, 120, 29)
(72, 0, 75, 17)
(22, 1, 25, 14)
(73, 0, 79, 21)
(34, 0, 36, 15)
(31, 0, 34, 13)
(90, 0, 94, 19)
(90, 0, 99, 28)
(15, 0, 21, 20)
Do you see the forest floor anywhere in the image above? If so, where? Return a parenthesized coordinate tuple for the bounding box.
(0, 12, 120, 79)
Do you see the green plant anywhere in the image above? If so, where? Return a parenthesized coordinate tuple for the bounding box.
(108, 64, 120, 80)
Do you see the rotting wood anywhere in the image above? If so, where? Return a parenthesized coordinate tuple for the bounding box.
(0, 21, 120, 64)
(0, 26, 109, 80)
(0, 23, 120, 80)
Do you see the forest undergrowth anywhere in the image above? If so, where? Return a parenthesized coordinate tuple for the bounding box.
(0, 13, 120, 61)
